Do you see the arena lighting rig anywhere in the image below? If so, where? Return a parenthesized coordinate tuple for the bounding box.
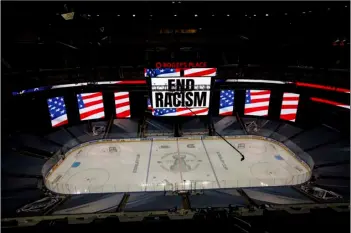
(60, 4, 75, 20)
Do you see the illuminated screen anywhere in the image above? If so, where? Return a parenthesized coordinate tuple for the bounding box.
(219, 90, 235, 116)
(280, 93, 300, 122)
(115, 92, 131, 118)
(47, 96, 68, 127)
(183, 68, 217, 77)
(77, 92, 105, 121)
(244, 90, 271, 116)
(144, 68, 181, 77)
(147, 98, 208, 116)
(150, 77, 210, 116)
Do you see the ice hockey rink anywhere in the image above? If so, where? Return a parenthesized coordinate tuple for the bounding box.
(44, 136, 312, 194)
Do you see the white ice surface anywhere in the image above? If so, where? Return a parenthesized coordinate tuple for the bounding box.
(45, 136, 312, 194)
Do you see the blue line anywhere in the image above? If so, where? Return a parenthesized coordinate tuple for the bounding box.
(201, 138, 221, 189)
(145, 139, 153, 191)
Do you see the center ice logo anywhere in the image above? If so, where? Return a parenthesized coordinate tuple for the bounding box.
(158, 152, 202, 173)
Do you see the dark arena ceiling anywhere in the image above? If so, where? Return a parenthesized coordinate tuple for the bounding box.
(2, 2, 350, 88)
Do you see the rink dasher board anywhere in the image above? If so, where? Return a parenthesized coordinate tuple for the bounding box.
(44, 136, 310, 179)
(50, 135, 311, 173)
(44, 137, 311, 183)
(44, 136, 312, 194)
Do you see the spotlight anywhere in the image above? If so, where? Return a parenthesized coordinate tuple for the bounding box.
(174, 14, 177, 17)
(61, 12, 75, 20)
(265, 13, 269, 16)
(227, 14, 230, 17)
(132, 14, 136, 17)
(194, 14, 198, 17)
(61, 4, 75, 20)
(253, 14, 256, 17)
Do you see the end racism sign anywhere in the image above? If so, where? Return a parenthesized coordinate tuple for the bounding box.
(151, 77, 211, 109)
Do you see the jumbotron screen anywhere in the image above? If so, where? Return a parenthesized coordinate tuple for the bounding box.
(114, 92, 131, 118)
(150, 76, 211, 116)
(47, 96, 68, 127)
(244, 90, 271, 116)
(76, 92, 105, 121)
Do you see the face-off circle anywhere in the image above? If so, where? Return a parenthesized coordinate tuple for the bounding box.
(237, 142, 267, 154)
(85, 144, 121, 158)
(250, 162, 292, 185)
(66, 168, 110, 193)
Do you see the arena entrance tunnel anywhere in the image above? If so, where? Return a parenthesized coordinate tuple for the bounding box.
(43, 136, 313, 195)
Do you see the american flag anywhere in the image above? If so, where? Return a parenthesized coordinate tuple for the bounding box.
(244, 90, 271, 116)
(47, 96, 68, 127)
(280, 93, 300, 122)
(153, 107, 208, 116)
(219, 90, 235, 116)
(115, 92, 131, 118)
(183, 68, 217, 77)
(144, 68, 181, 77)
(147, 98, 208, 116)
(77, 92, 105, 121)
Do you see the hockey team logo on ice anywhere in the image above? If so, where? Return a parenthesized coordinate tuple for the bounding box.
(151, 77, 211, 109)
